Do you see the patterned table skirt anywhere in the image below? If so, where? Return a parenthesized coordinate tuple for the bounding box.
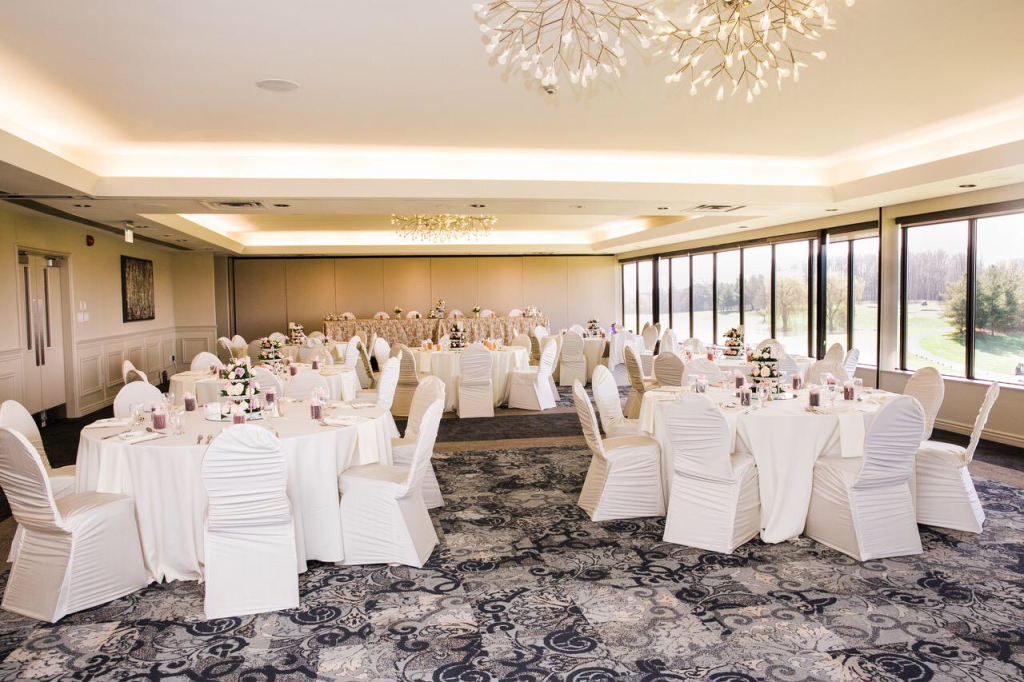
(324, 316, 549, 346)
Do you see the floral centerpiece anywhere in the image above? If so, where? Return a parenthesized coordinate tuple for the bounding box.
(586, 317, 602, 337)
(449, 320, 466, 349)
(524, 305, 541, 318)
(288, 322, 306, 345)
(256, 336, 283, 366)
(723, 325, 744, 357)
(393, 306, 403, 318)
(750, 345, 784, 395)
(220, 357, 262, 415)
(429, 299, 447, 319)
(324, 313, 339, 321)
(472, 306, 481, 319)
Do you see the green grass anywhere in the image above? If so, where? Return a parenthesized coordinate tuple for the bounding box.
(906, 301, 1024, 382)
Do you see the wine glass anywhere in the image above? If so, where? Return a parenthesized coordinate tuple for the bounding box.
(130, 402, 144, 427)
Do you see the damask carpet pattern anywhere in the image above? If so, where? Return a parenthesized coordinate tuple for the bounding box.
(0, 444, 1022, 680)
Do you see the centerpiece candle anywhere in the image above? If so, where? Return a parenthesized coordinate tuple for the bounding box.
(231, 406, 246, 424)
(152, 407, 167, 430)
(289, 364, 298, 376)
(310, 400, 324, 420)
(183, 392, 196, 412)
(739, 386, 751, 406)
(843, 381, 855, 401)
(734, 371, 745, 389)
(311, 357, 320, 370)
(809, 386, 821, 407)
(264, 388, 276, 404)
(792, 374, 803, 391)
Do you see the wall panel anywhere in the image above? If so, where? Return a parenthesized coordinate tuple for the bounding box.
(335, 259, 384, 319)
(568, 256, 618, 330)
(233, 259, 287, 341)
(430, 258, 479, 315)
(476, 257, 524, 316)
(285, 259, 337, 333)
(523, 256, 569, 332)
(383, 258, 432, 316)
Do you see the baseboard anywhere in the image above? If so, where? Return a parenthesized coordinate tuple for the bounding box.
(934, 417, 1024, 450)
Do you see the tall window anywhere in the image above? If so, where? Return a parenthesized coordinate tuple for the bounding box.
(716, 250, 740, 343)
(824, 240, 849, 353)
(743, 246, 772, 344)
(658, 258, 670, 328)
(622, 262, 637, 332)
(670, 257, 690, 336)
(852, 236, 879, 365)
(637, 260, 654, 331)
(973, 214, 1024, 384)
(903, 221, 968, 377)
(692, 254, 714, 343)
(774, 241, 811, 357)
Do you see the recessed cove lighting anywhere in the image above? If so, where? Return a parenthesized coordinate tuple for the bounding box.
(175, 239, 188, 243)
(959, 184, 977, 188)
(273, 203, 291, 208)
(825, 208, 839, 212)
(73, 204, 91, 208)
(657, 206, 670, 210)
(570, 205, 587, 209)
(255, 79, 299, 93)
(470, 204, 486, 208)
(737, 225, 749, 229)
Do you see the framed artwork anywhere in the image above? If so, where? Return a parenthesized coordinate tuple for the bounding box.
(121, 256, 155, 322)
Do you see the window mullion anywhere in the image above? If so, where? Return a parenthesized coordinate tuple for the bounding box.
(966, 219, 977, 379)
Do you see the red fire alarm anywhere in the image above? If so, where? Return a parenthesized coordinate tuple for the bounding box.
(86, 235, 95, 246)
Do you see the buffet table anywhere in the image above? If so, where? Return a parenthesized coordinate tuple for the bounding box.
(324, 316, 549, 346)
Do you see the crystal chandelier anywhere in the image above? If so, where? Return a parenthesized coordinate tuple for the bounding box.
(658, 0, 854, 102)
(473, 1, 663, 89)
(391, 214, 498, 242)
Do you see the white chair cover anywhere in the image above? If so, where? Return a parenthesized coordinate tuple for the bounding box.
(913, 381, 999, 533)
(573, 382, 664, 521)
(658, 329, 679, 356)
(252, 367, 283, 397)
(805, 396, 924, 561)
(202, 425, 298, 618)
(301, 346, 334, 366)
(247, 340, 263, 362)
(113, 382, 163, 417)
(371, 337, 391, 371)
(456, 343, 494, 419)
(282, 371, 329, 400)
(825, 342, 845, 362)
(542, 334, 562, 397)
(843, 348, 860, 378)
(308, 331, 325, 341)
(392, 376, 445, 508)
(682, 357, 724, 385)
(121, 360, 147, 385)
(662, 393, 760, 553)
(304, 336, 324, 347)
(508, 341, 557, 411)
(0, 428, 147, 622)
(680, 337, 708, 354)
(753, 338, 782, 357)
(340, 400, 444, 567)
(777, 351, 800, 379)
(439, 334, 451, 350)
(591, 366, 639, 438)
(568, 324, 586, 335)
(448, 309, 464, 319)
(653, 352, 685, 386)
(389, 345, 421, 417)
(507, 308, 523, 317)
(902, 367, 944, 440)
(374, 311, 389, 320)
(805, 358, 849, 385)
(345, 336, 374, 389)
(343, 335, 362, 368)
(190, 351, 222, 372)
(269, 332, 288, 343)
(340, 312, 356, 320)
(559, 332, 587, 388)
(641, 325, 659, 352)
(623, 345, 656, 419)
(510, 334, 532, 353)
(479, 309, 496, 319)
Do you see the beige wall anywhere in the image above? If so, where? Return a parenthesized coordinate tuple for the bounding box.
(233, 255, 618, 340)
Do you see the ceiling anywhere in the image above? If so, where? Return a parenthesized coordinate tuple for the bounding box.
(1, 0, 1023, 255)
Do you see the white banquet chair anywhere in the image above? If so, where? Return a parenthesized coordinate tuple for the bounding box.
(340, 400, 444, 567)
(843, 348, 860, 378)
(542, 335, 562, 397)
(301, 346, 334, 366)
(623, 345, 657, 419)
(641, 324, 659, 352)
(559, 332, 587, 388)
(754, 338, 782, 356)
(805, 396, 924, 561)
(508, 341, 557, 411)
(340, 312, 356, 320)
(507, 308, 523, 317)
(345, 336, 374, 389)
(202, 425, 298, 619)
(392, 376, 446, 508)
(0, 428, 147, 622)
(372, 337, 391, 371)
(591, 366, 640, 438)
(308, 331, 325, 341)
(121, 360, 147, 385)
(113, 382, 163, 417)
(805, 358, 849, 385)
(374, 311, 389, 320)
(659, 329, 679, 356)
(902, 367, 944, 440)
(190, 351, 222, 372)
(510, 334, 532, 353)
(913, 381, 999, 534)
(252, 367, 283, 397)
(573, 382, 664, 521)
(682, 357, 724, 385)
(359, 357, 401, 426)
(479, 309, 495, 319)
(662, 393, 760, 554)
(247, 340, 263, 362)
(680, 337, 707, 355)
(389, 344, 421, 417)
(448, 309, 464, 319)
(569, 324, 586, 335)
(530, 326, 549, 366)
(653, 352, 685, 386)
(824, 342, 845, 362)
(304, 336, 324, 347)
(269, 331, 288, 343)
(456, 343, 494, 419)
(438, 334, 451, 350)
(283, 371, 329, 400)
(777, 351, 800, 380)
(405, 310, 422, 319)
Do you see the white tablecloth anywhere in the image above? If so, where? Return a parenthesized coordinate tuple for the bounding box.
(715, 355, 813, 380)
(76, 402, 393, 583)
(639, 385, 891, 544)
(170, 366, 359, 404)
(408, 347, 530, 411)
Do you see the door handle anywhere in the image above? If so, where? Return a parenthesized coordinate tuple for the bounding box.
(36, 299, 45, 366)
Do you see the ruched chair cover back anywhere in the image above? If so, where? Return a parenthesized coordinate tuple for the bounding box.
(283, 371, 329, 400)
(457, 343, 494, 418)
(0, 427, 147, 622)
(843, 348, 860, 378)
(653, 352, 685, 386)
(218, 336, 248, 360)
(510, 334, 532, 353)
(824, 342, 845, 362)
(754, 338, 782, 357)
(662, 394, 760, 553)
(590, 365, 639, 438)
(373, 357, 402, 413)
(682, 357, 723, 385)
(659, 329, 679, 356)
(572, 382, 663, 522)
(641, 325, 659, 352)
(680, 337, 707, 355)
(121, 360, 147, 385)
(623, 345, 654, 419)
(559, 331, 587, 387)
(389, 344, 421, 417)
(201, 425, 298, 619)
(805, 358, 849, 385)
(113, 382, 163, 417)
(805, 396, 925, 561)
(902, 367, 944, 440)
(508, 340, 557, 411)
(372, 337, 391, 371)
(392, 376, 446, 508)
(190, 351, 222, 372)
(251, 367, 283, 397)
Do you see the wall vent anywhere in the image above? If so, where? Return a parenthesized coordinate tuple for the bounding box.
(199, 200, 267, 210)
(685, 204, 745, 213)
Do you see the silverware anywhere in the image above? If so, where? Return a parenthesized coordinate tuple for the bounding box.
(196, 434, 203, 445)
(131, 435, 165, 445)
(102, 430, 131, 440)
(205, 435, 213, 445)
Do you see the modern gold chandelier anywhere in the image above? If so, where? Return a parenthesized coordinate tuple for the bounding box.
(474, 0, 854, 100)
(391, 214, 498, 242)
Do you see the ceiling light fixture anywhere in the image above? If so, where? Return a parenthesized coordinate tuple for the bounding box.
(825, 208, 839, 211)
(123, 221, 134, 244)
(470, 203, 487, 208)
(392, 214, 497, 243)
(73, 204, 91, 208)
(474, 0, 661, 89)
(657, 206, 670, 210)
(255, 79, 299, 93)
(273, 203, 291, 207)
(958, 184, 977, 188)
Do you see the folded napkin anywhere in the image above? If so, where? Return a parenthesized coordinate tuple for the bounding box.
(178, 370, 212, 377)
(323, 416, 369, 426)
(836, 410, 867, 458)
(85, 417, 133, 429)
(349, 400, 377, 409)
(117, 430, 165, 445)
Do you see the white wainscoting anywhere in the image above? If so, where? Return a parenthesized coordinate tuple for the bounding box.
(0, 350, 24, 405)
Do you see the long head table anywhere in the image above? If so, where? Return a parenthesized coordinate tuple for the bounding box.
(324, 316, 550, 346)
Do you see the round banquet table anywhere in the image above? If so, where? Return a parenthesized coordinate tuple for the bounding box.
(170, 365, 359, 404)
(714, 354, 813, 380)
(582, 337, 607, 380)
(638, 384, 893, 544)
(76, 401, 393, 583)
(408, 346, 530, 411)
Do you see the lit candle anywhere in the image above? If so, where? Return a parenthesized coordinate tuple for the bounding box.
(311, 358, 320, 370)
(740, 386, 751, 406)
(809, 386, 821, 407)
(152, 408, 167, 430)
(183, 392, 196, 412)
(843, 381, 855, 401)
(232, 406, 246, 425)
(792, 374, 803, 391)
(289, 364, 298, 376)
(734, 371, 745, 389)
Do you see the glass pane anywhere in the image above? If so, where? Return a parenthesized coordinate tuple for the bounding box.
(692, 254, 714, 344)
(974, 214, 1024, 385)
(904, 221, 967, 377)
(743, 246, 772, 347)
(658, 258, 670, 324)
(824, 240, 849, 354)
(852, 236, 879, 366)
(670, 257, 690, 336)
(774, 241, 810, 357)
(638, 260, 654, 331)
(716, 251, 740, 344)
(623, 262, 637, 333)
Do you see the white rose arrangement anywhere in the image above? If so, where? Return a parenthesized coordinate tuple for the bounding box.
(220, 358, 261, 413)
(750, 346, 783, 394)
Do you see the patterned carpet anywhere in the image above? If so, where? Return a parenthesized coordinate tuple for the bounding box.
(1, 443, 1023, 680)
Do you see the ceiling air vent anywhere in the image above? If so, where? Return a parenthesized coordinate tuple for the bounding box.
(686, 204, 745, 213)
(199, 200, 267, 210)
